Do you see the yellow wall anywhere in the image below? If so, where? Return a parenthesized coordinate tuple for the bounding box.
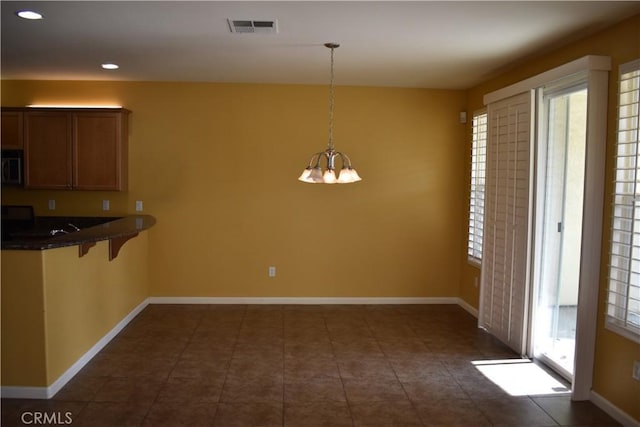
(1, 81, 467, 298)
(0, 233, 149, 387)
(1, 250, 48, 386)
(464, 14, 640, 420)
(42, 233, 149, 383)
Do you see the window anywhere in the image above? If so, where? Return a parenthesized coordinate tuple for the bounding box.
(467, 111, 487, 265)
(607, 58, 640, 343)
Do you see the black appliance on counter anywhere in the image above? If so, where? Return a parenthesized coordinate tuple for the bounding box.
(1, 205, 35, 241)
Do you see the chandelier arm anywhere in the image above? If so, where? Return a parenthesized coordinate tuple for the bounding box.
(311, 151, 327, 167)
(336, 151, 353, 168)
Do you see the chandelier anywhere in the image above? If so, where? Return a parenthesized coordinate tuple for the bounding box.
(298, 43, 362, 184)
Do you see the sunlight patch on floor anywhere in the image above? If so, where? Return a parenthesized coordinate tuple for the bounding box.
(472, 359, 570, 396)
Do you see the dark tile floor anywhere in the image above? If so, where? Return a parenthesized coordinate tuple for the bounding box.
(1, 304, 622, 426)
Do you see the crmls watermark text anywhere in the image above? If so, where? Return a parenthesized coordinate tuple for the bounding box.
(20, 411, 73, 425)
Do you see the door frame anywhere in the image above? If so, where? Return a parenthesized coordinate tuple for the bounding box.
(571, 68, 609, 400)
(482, 56, 610, 400)
(530, 78, 588, 383)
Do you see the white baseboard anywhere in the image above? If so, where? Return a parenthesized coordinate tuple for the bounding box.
(590, 390, 640, 427)
(148, 296, 461, 305)
(0, 298, 149, 400)
(0, 386, 50, 400)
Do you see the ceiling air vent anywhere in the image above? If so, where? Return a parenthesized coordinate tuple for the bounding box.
(228, 19, 278, 34)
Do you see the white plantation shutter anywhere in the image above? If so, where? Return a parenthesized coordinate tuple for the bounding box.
(607, 59, 640, 343)
(480, 91, 533, 354)
(468, 112, 488, 264)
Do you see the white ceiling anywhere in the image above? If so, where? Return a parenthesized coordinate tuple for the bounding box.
(2, 1, 639, 89)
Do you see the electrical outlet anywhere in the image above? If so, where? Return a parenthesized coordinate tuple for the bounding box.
(135, 200, 143, 212)
(633, 360, 640, 381)
(48, 199, 56, 210)
(102, 200, 110, 211)
(268, 266, 276, 278)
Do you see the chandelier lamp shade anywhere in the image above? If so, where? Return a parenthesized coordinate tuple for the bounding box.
(298, 43, 362, 184)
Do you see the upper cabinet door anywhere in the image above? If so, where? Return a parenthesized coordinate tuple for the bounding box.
(73, 112, 128, 191)
(1, 110, 24, 149)
(19, 108, 129, 191)
(24, 112, 73, 189)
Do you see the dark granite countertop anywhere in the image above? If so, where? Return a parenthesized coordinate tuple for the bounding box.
(1, 215, 156, 250)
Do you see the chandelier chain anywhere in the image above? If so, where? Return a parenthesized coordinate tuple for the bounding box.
(328, 46, 335, 151)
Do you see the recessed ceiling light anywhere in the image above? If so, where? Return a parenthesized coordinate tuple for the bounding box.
(16, 10, 43, 20)
(101, 63, 119, 70)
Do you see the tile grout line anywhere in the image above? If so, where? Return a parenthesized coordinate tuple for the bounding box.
(79, 309, 162, 423)
(441, 346, 486, 422)
(529, 395, 563, 426)
(403, 308, 442, 427)
(323, 309, 357, 427)
(141, 306, 207, 425)
(213, 304, 247, 421)
(368, 307, 429, 427)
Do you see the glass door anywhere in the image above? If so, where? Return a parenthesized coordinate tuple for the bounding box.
(532, 83, 587, 381)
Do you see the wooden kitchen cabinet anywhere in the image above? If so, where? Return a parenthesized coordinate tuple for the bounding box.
(23, 108, 129, 191)
(1, 109, 24, 149)
(74, 112, 128, 190)
(24, 111, 72, 189)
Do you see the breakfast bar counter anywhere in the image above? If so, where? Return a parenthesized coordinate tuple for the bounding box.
(1, 214, 153, 396)
(1, 214, 155, 260)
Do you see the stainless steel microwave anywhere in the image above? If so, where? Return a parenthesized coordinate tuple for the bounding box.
(1, 150, 23, 185)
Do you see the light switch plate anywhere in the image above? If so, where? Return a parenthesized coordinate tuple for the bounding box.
(135, 200, 143, 212)
(268, 266, 276, 277)
(102, 200, 110, 211)
(48, 200, 56, 210)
